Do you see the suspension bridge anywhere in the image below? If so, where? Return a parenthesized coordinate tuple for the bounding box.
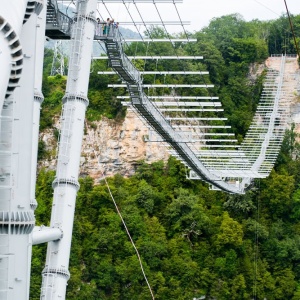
(0, 0, 297, 299)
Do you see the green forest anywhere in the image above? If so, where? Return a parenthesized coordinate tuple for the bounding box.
(32, 14, 300, 299)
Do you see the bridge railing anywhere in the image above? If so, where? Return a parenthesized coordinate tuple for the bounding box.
(101, 25, 142, 84)
(271, 54, 297, 57)
(46, 0, 73, 36)
(58, 10, 73, 35)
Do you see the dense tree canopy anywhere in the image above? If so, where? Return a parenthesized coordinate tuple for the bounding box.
(31, 132, 300, 299)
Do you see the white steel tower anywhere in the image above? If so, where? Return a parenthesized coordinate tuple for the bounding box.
(40, 0, 97, 298)
(31, 3, 47, 211)
(51, 40, 65, 76)
(0, 1, 43, 298)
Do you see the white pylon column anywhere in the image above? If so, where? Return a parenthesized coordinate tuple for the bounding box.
(0, 1, 42, 298)
(40, 1, 97, 299)
(31, 2, 47, 211)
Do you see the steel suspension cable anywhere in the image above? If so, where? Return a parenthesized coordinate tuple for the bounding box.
(122, 1, 181, 128)
(151, 2, 206, 146)
(101, 2, 179, 152)
(121, 1, 151, 48)
(283, 0, 300, 58)
(253, 0, 281, 17)
(253, 180, 261, 300)
(129, 0, 177, 93)
(172, 1, 236, 152)
(99, 168, 155, 300)
(173, 3, 231, 149)
(172, 1, 216, 97)
(131, 1, 174, 116)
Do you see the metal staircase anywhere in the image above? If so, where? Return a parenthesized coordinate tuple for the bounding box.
(46, 0, 58, 26)
(46, 0, 72, 39)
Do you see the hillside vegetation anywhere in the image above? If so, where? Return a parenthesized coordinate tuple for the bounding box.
(32, 14, 300, 299)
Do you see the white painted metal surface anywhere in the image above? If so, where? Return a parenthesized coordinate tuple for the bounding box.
(41, 1, 98, 299)
(0, 4, 41, 298)
(98, 71, 208, 75)
(94, 56, 203, 60)
(123, 38, 197, 42)
(32, 226, 63, 245)
(31, 3, 47, 211)
(108, 84, 214, 88)
(118, 96, 218, 99)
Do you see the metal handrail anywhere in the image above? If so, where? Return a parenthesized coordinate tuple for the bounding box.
(107, 25, 142, 83)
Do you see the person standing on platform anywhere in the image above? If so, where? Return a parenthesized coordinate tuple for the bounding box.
(103, 18, 110, 35)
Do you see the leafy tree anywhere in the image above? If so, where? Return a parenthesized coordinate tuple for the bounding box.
(215, 211, 244, 250)
(164, 188, 210, 242)
(260, 170, 295, 219)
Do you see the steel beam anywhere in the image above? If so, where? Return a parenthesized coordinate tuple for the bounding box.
(108, 84, 214, 88)
(98, 71, 208, 75)
(94, 56, 203, 60)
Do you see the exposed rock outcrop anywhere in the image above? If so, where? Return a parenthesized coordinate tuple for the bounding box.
(39, 109, 169, 182)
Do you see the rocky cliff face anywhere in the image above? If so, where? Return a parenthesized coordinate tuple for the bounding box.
(39, 109, 170, 182)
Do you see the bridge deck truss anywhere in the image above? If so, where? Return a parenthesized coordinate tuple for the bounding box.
(98, 26, 294, 193)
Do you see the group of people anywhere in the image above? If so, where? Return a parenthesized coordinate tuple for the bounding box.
(95, 17, 119, 36)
